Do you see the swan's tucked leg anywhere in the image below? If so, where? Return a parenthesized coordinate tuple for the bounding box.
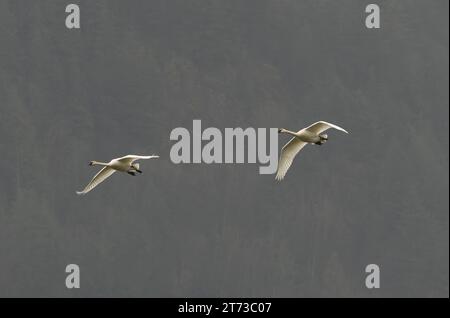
(131, 163, 142, 173)
(127, 171, 136, 176)
(315, 134, 328, 145)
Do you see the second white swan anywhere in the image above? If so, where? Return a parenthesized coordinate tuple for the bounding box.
(276, 121, 348, 181)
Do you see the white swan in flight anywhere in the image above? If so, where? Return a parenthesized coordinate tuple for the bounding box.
(276, 121, 348, 181)
(76, 155, 159, 195)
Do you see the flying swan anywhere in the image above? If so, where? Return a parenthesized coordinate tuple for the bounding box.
(276, 121, 348, 181)
(76, 155, 159, 195)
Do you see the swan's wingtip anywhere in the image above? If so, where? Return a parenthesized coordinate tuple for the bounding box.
(336, 126, 349, 134)
(76, 191, 85, 195)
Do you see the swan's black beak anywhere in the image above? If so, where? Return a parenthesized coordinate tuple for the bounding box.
(278, 129, 282, 133)
(89, 161, 93, 166)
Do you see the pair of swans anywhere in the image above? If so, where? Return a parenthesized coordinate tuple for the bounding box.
(77, 121, 347, 194)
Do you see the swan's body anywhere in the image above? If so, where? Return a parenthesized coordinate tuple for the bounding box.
(276, 121, 348, 181)
(76, 155, 159, 195)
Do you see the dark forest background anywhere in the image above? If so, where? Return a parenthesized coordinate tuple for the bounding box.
(0, 0, 448, 297)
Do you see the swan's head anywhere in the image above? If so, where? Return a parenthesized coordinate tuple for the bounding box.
(278, 128, 286, 134)
(319, 133, 328, 141)
(89, 161, 95, 166)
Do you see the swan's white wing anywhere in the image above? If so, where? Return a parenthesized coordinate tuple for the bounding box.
(76, 167, 116, 195)
(117, 155, 159, 164)
(275, 137, 307, 181)
(305, 121, 349, 135)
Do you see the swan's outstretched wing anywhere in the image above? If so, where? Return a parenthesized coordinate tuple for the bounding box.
(76, 167, 116, 195)
(275, 137, 307, 181)
(305, 121, 349, 135)
(117, 155, 159, 164)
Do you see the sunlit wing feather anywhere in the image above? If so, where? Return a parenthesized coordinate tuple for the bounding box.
(275, 137, 307, 181)
(305, 121, 349, 135)
(76, 167, 116, 195)
(117, 155, 159, 164)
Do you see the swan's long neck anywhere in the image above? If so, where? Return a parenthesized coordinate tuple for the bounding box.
(91, 161, 110, 167)
(280, 129, 299, 137)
